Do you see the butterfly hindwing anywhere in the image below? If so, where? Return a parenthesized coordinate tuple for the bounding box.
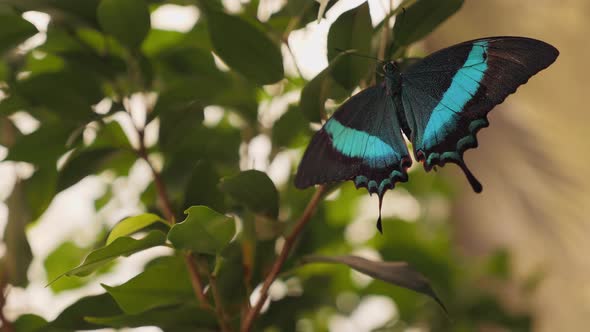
(401, 37, 559, 191)
(295, 84, 412, 197)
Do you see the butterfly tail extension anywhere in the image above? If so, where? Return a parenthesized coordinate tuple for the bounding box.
(457, 159, 483, 193)
(376, 193, 384, 234)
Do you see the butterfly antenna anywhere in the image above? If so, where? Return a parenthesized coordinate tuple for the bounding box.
(334, 48, 387, 65)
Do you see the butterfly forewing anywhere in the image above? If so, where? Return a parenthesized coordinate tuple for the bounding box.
(401, 36, 559, 192)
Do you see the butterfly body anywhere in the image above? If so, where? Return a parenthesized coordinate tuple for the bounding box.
(295, 37, 559, 231)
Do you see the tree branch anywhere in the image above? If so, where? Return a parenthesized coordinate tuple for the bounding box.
(241, 186, 326, 332)
(130, 115, 215, 321)
(0, 273, 14, 332)
(206, 264, 232, 332)
(183, 253, 211, 309)
(136, 130, 175, 224)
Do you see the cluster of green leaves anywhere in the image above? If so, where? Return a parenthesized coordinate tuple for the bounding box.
(1, 0, 534, 331)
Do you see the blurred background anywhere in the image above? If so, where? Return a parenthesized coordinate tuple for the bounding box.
(429, 1, 590, 331)
(0, 0, 587, 331)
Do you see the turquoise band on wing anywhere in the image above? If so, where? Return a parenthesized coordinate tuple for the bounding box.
(422, 41, 488, 148)
(325, 119, 399, 168)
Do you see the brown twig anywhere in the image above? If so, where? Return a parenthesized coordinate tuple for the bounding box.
(136, 129, 175, 224)
(184, 253, 211, 309)
(129, 113, 213, 319)
(241, 186, 326, 332)
(0, 273, 14, 332)
(206, 265, 232, 332)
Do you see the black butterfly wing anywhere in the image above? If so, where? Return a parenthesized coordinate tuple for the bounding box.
(295, 83, 412, 197)
(400, 36, 559, 192)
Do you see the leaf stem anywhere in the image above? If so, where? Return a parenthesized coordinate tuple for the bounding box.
(240, 185, 326, 332)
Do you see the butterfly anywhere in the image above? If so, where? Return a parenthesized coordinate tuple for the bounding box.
(294, 37, 559, 232)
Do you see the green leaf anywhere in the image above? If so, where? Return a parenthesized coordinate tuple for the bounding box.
(153, 45, 222, 79)
(161, 123, 241, 166)
(23, 0, 102, 27)
(23, 52, 65, 75)
(45, 293, 123, 331)
(215, 242, 246, 309)
(220, 170, 279, 219)
(299, 51, 351, 123)
(302, 255, 447, 312)
(211, 73, 259, 122)
(0, 12, 38, 54)
(392, 0, 463, 48)
(140, 182, 157, 209)
(62, 230, 166, 277)
(102, 256, 194, 314)
(55, 122, 135, 190)
(89, 121, 132, 150)
(107, 213, 167, 245)
(3, 181, 33, 287)
(207, 9, 283, 85)
(44, 242, 91, 293)
(14, 314, 47, 332)
(85, 303, 217, 329)
(73, 27, 127, 56)
(56, 49, 127, 82)
(268, 0, 335, 35)
(168, 206, 235, 255)
(101, 150, 138, 177)
(40, 25, 86, 54)
(152, 84, 203, 126)
(97, 0, 151, 49)
(0, 60, 8, 82)
(95, 185, 112, 211)
(0, 94, 29, 117)
(57, 148, 119, 192)
(327, 2, 373, 90)
(158, 101, 205, 152)
(272, 104, 310, 148)
(6, 124, 73, 166)
(24, 167, 57, 220)
(156, 160, 193, 207)
(183, 161, 225, 212)
(142, 29, 186, 56)
(15, 69, 102, 122)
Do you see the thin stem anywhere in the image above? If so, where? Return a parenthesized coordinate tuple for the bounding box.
(206, 266, 232, 332)
(136, 134, 175, 224)
(130, 113, 212, 315)
(241, 186, 326, 332)
(184, 253, 211, 309)
(0, 273, 14, 332)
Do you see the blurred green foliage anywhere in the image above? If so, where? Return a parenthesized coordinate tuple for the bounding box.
(0, 0, 533, 331)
